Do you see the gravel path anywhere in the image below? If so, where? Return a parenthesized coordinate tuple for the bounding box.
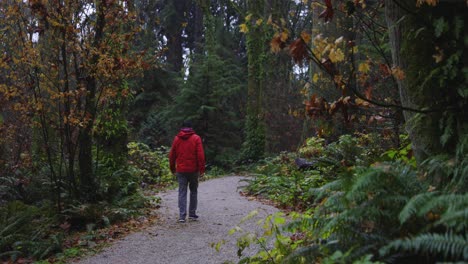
(75, 176, 279, 264)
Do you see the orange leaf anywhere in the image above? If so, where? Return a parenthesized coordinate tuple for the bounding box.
(270, 34, 285, 53)
(379, 63, 391, 78)
(289, 39, 309, 64)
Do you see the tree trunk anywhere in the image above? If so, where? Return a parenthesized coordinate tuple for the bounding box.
(242, 0, 266, 160)
(166, 0, 188, 72)
(384, 0, 467, 163)
(78, 1, 107, 201)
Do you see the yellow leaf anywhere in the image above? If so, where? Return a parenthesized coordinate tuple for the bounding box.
(255, 19, 263, 26)
(245, 14, 252, 21)
(239, 23, 248, 33)
(280, 31, 289, 42)
(358, 62, 370, 73)
(355, 98, 370, 107)
(313, 73, 319, 83)
(301, 31, 311, 43)
(329, 48, 345, 63)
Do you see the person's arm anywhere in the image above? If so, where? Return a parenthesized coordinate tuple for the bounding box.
(196, 136, 206, 176)
(169, 137, 178, 174)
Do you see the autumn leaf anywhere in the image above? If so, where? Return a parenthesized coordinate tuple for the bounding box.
(301, 31, 311, 43)
(270, 34, 285, 53)
(239, 23, 248, 33)
(329, 48, 344, 63)
(280, 31, 289, 42)
(391, 66, 406, 80)
(355, 98, 370, 107)
(358, 61, 370, 73)
(312, 73, 319, 83)
(379, 63, 391, 77)
(289, 38, 309, 64)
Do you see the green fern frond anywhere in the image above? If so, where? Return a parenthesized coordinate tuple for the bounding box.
(380, 233, 468, 261)
(347, 169, 383, 201)
(419, 194, 468, 218)
(436, 207, 468, 231)
(309, 179, 345, 202)
(282, 244, 320, 264)
(399, 192, 439, 224)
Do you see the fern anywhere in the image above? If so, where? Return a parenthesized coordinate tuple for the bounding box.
(381, 233, 468, 261)
(399, 192, 439, 223)
(400, 193, 468, 225)
(436, 207, 468, 231)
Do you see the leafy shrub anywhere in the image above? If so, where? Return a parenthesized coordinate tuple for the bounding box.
(243, 153, 324, 209)
(298, 137, 326, 158)
(127, 142, 172, 185)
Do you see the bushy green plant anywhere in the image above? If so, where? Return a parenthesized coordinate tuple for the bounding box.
(243, 153, 324, 209)
(298, 137, 326, 158)
(127, 142, 172, 184)
(381, 134, 416, 167)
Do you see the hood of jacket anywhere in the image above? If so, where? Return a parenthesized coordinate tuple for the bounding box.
(176, 127, 195, 140)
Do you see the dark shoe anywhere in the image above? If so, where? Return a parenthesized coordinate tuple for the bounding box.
(188, 215, 199, 221)
(178, 219, 186, 223)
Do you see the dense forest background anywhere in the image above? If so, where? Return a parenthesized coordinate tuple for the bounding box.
(1, 0, 467, 263)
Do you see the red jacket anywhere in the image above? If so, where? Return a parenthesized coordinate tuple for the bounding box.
(169, 128, 205, 175)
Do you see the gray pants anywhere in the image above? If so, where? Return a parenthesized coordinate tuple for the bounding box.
(177, 172, 199, 220)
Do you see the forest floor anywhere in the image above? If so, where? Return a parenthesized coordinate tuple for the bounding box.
(73, 176, 279, 264)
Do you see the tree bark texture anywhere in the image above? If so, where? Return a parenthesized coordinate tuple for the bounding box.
(385, 0, 467, 163)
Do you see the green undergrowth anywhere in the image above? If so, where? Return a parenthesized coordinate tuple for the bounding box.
(236, 133, 468, 263)
(0, 142, 175, 263)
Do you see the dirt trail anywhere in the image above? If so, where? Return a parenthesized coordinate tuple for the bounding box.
(75, 176, 279, 264)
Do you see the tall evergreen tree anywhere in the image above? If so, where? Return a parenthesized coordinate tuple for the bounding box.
(160, 6, 246, 166)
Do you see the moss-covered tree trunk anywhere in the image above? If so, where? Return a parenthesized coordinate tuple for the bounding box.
(242, 0, 266, 161)
(385, 0, 467, 164)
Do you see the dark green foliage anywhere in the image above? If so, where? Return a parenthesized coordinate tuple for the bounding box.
(243, 153, 324, 209)
(380, 139, 468, 262)
(241, 116, 266, 162)
(0, 201, 60, 261)
(381, 233, 467, 261)
(240, 132, 468, 263)
(127, 142, 172, 185)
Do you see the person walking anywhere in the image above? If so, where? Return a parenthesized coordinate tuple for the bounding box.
(169, 121, 205, 223)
